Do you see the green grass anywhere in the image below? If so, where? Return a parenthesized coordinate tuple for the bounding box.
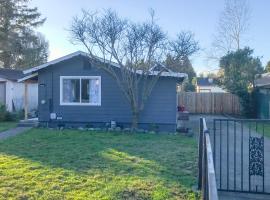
(0, 129, 199, 200)
(0, 122, 17, 132)
(250, 122, 270, 138)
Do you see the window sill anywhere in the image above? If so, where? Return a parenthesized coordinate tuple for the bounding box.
(60, 103, 101, 106)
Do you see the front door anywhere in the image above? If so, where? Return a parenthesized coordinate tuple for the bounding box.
(39, 83, 51, 121)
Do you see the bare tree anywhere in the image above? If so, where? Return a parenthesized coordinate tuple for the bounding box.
(212, 0, 250, 58)
(70, 9, 167, 129)
(165, 31, 199, 91)
(169, 31, 199, 60)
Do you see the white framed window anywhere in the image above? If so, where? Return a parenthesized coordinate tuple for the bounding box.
(60, 76, 101, 106)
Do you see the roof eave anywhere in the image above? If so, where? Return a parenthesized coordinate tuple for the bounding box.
(17, 73, 38, 82)
(23, 51, 188, 79)
(23, 51, 88, 74)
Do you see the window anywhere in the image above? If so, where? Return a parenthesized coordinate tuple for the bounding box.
(60, 76, 101, 106)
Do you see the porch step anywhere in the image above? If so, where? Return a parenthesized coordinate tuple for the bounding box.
(18, 119, 39, 127)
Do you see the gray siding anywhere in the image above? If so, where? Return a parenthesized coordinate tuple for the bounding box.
(38, 56, 178, 132)
(255, 89, 270, 119)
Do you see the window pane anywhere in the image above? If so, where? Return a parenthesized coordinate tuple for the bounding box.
(81, 79, 90, 103)
(63, 79, 80, 103)
(89, 79, 100, 104)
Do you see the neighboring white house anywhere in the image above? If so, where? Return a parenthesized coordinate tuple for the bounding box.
(196, 77, 226, 93)
(0, 68, 38, 112)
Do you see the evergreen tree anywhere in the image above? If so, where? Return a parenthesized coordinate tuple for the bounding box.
(165, 54, 196, 91)
(265, 61, 270, 73)
(0, 0, 48, 68)
(219, 47, 263, 116)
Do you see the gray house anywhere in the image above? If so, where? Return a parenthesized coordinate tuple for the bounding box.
(22, 51, 187, 132)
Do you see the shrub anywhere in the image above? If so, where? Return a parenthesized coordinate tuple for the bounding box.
(16, 109, 25, 120)
(0, 104, 7, 121)
(0, 103, 20, 122)
(4, 112, 15, 121)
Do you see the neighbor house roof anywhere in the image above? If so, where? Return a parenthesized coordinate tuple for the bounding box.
(23, 51, 187, 79)
(196, 77, 215, 86)
(0, 68, 24, 81)
(255, 73, 270, 87)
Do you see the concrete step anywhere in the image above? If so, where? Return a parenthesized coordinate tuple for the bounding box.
(18, 119, 39, 127)
(17, 123, 37, 127)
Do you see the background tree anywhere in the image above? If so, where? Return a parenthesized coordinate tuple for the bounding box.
(70, 9, 168, 129)
(165, 31, 199, 91)
(219, 47, 263, 116)
(15, 31, 49, 69)
(169, 31, 199, 60)
(211, 0, 250, 59)
(265, 61, 270, 73)
(165, 55, 196, 91)
(0, 0, 48, 69)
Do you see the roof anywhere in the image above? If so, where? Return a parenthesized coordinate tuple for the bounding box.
(196, 77, 215, 86)
(17, 73, 38, 82)
(149, 63, 173, 73)
(0, 68, 24, 81)
(23, 51, 187, 79)
(255, 73, 270, 87)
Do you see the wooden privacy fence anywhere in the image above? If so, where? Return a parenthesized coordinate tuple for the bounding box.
(178, 92, 241, 114)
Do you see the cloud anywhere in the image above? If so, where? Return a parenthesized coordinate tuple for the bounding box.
(48, 47, 68, 61)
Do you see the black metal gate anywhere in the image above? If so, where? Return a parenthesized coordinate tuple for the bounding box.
(212, 119, 270, 194)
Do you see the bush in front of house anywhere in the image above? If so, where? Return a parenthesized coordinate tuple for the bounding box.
(0, 104, 8, 121)
(0, 104, 24, 122)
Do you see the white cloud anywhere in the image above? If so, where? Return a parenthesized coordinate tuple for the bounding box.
(48, 47, 67, 61)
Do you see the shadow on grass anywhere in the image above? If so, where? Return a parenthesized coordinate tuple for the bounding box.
(0, 128, 198, 198)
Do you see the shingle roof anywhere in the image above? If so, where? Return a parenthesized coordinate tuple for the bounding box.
(23, 51, 187, 79)
(255, 73, 270, 87)
(0, 68, 24, 81)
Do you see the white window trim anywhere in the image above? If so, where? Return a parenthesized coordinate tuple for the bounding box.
(60, 76, 101, 106)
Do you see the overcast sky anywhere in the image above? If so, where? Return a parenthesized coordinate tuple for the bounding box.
(30, 0, 270, 74)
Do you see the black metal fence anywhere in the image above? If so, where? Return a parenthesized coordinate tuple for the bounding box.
(212, 118, 270, 194)
(198, 118, 219, 200)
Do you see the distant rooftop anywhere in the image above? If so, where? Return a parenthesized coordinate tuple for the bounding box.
(255, 73, 270, 87)
(196, 77, 215, 86)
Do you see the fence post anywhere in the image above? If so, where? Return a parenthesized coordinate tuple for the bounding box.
(204, 140, 208, 200)
(198, 117, 203, 190)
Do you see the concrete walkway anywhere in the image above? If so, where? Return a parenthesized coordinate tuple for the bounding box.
(0, 127, 32, 140)
(219, 191, 270, 200)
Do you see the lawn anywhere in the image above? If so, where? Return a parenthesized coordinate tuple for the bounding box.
(0, 129, 199, 200)
(0, 122, 17, 132)
(249, 121, 270, 138)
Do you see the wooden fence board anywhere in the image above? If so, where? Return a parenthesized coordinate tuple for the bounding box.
(178, 92, 241, 114)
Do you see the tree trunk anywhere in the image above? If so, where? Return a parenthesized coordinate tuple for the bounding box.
(131, 111, 139, 131)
